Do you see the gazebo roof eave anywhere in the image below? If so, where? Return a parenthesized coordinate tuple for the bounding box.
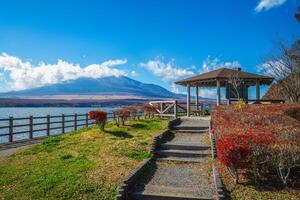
(175, 77, 274, 87)
(175, 67, 274, 87)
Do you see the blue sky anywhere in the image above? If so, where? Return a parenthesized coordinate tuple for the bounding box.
(0, 0, 299, 98)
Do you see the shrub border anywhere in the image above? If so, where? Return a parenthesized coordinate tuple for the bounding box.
(115, 119, 175, 200)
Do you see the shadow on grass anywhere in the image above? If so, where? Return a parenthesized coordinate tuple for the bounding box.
(106, 130, 133, 138)
(131, 123, 149, 129)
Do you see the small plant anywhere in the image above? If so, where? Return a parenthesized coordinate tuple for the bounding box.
(235, 99, 246, 109)
(123, 105, 140, 120)
(89, 110, 107, 131)
(142, 104, 157, 118)
(115, 108, 131, 126)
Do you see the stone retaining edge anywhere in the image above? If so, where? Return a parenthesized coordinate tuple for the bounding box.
(210, 133, 217, 159)
(212, 165, 225, 200)
(115, 158, 153, 200)
(168, 117, 181, 129)
(115, 119, 176, 200)
(210, 120, 225, 200)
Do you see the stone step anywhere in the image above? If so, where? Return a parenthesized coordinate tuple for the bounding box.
(131, 185, 212, 200)
(157, 156, 208, 163)
(173, 126, 209, 131)
(157, 149, 210, 158)
(175, 130, 209, 134)
(161, 143, 210, 151)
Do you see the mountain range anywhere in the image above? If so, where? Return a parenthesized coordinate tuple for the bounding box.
(0, 76, 180, 99)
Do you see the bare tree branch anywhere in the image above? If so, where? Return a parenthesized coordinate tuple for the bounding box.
(262, 41, 300, 103)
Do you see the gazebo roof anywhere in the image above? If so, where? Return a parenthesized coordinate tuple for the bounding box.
(175, 68, 274, 87)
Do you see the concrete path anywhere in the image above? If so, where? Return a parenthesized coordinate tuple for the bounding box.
(130, 118, 215, 200)
(0, 139, 42, 157)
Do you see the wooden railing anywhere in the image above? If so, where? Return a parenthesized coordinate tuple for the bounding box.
(149, 100, 179, 118)
(149, 100, 214, 118)
(0, 112, 143, 145)
(149, 100, 192, 118)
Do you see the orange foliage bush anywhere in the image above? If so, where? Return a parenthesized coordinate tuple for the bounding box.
(89, 110, 107, 131)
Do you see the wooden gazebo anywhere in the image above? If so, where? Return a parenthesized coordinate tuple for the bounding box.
(175, 67, 274, 116)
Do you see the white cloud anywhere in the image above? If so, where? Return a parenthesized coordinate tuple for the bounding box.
(140, 58, 195, 83)
(201, 56, 241, 73)
(0, 73, 4, 81)
(140, 58, 195, 94)
(256, 59, 285, 77)
(130, 70, 138, 77)
(255, 0, 287, 12)
(0, 53, 128, 91)
(199, 88, 216, 98)
(170, 83, 180, 94)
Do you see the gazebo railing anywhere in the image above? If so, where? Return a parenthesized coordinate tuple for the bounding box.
(228, 99, 285, 104)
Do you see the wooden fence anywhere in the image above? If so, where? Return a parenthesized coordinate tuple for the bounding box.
(0, 112, 143, 145)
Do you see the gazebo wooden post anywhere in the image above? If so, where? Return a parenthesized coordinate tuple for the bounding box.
(256, 80, 260, 102)
(216, 79, 221, 106)
(195, 86, 199, 110)
(187, 84, 191, 117)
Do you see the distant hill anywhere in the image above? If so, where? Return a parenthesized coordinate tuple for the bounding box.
(0, 76, 181, 99)
(262, 83, 283, 101)
(263, 75, 299, 103)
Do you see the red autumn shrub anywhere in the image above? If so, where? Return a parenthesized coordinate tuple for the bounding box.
(284, 107, 300, 121)
(212, 104, 300, 185)
(217, 137, 251, 168)
(89, 110, 107, 131)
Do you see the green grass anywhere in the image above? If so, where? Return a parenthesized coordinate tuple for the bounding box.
(0, 118, 168, 200)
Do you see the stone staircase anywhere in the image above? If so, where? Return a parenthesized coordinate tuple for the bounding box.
(129, 119, 215, 200)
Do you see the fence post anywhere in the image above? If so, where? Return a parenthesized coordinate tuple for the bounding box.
(74, 114, 77, 131)
(174, 100, 178, 119)
(29, 116, 33, 139)
(62, 114, 65, 134)
(9, 117, 13, 143)
(47, 115, 50, 136)
(85, 113, 89, 127)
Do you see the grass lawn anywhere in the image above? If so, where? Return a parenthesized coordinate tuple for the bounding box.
(0, 118, 168, 200)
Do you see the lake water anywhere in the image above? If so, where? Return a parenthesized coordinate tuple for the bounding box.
(0, 107, 118, 144)
(0, 107, 117, 118)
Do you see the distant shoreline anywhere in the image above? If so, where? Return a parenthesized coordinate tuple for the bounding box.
(0, 98, 152, 107)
